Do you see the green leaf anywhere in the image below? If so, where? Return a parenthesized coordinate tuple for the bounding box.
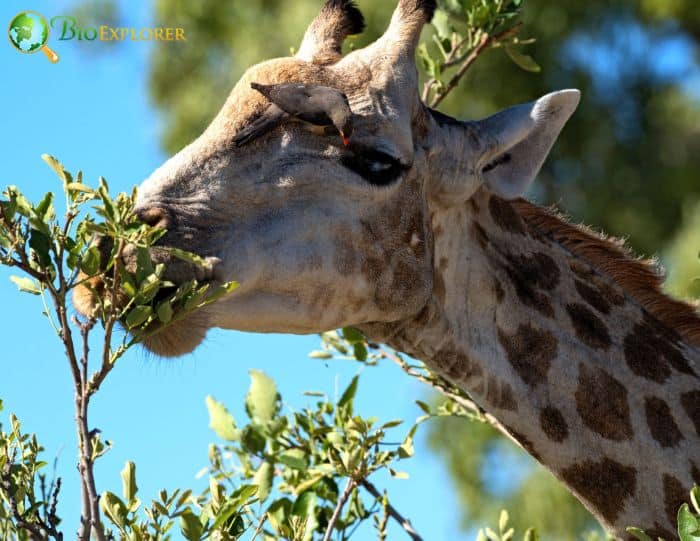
(398, 432, 415, 458)
(125, 305, 153, 329)
(10, 275, 41, 295)
(241, 425, 266, 454)
(29, 229, 52, 268)
(626, 527, 653, 541)
(309, 350, 333, 359)
(210, 485, 258, 532)
(353, 342, 368, 361)
(338, 375, 359, 409)
(252, 461, 273, 502)
(505, 45, 541, 73)
(35, 192, 55, 222)
(100, 491, 128, 529)
(245, 370, 279, 423)
(41, 154, 68, 183)
(267, 498, 293, 536)
(156, 300, 173, 324)
(179, 508, 203, 541)
(167, 247, 207, 268)
(388, 468, 409, 479)
(415, 400, 432, 415)
(431, 9, 452, 39)
(278, 448, 307, 471)
(206, 281, 239, 303)
(678, 503, 700, 541)
(135, 247, 154, 283)
(121, 461, 138, 504)
(205, 396, 241, 441)
(80, 245, 101, 276)
(65, 182, 95, 194)
(342, 327, 364, 343)
(292, 491, 318, 541)
(292, 491, 316, 518)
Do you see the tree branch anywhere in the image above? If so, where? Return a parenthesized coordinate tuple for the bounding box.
(428, 23, 523, 108)
(322, 478, 356, 541)
(361, 479, 423, 541)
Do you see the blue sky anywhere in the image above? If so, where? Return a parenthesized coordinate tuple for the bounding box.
(0, 1, 465, 539)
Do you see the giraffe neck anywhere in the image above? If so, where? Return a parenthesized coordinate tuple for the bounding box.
(360, 188, 700, 539)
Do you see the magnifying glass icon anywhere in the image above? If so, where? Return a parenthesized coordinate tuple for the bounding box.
(8, 11, 60, 63)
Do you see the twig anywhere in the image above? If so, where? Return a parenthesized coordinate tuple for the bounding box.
(250, 513, 267, 541)
(74, 316, 106, 541)
(377, 498, 389, 541)
(1, 459, 62, 540)
(322, 478, 356, 541)
(428, 23, 523, 108)
(361, 480, 423, 541)
(87, 240, 124, 397)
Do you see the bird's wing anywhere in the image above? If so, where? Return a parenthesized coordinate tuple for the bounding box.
(252, 83, 347, 127)
(232, 104, 288, 147)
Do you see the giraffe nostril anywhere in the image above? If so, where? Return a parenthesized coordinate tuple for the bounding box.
(135, 207, 171, 230)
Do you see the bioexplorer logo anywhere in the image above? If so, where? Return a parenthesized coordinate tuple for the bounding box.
(8, 10, 186, 63)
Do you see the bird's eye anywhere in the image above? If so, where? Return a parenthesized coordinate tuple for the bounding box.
(340, 148, 406, 186)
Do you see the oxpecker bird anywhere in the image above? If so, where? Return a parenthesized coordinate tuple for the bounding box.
(233, 82, 354, 147)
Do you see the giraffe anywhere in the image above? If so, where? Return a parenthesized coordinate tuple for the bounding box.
(73, 0, 700, 537)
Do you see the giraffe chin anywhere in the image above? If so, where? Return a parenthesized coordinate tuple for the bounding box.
(72, 273, 210, 358)
(140, 311, 210, 358)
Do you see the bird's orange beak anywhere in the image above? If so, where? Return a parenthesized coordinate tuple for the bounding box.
(341, 132, 350, 147)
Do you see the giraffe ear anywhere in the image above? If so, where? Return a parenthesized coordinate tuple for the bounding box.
(474, 90, 580, 199)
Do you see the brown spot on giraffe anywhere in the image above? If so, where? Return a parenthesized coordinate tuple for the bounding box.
(574, 279, 611, 314)
(497, 324, 557, 387)
(566, 303, 611, 350)
(624, 319, 696, 383)
(435, 346, 483, 384)
(540, 405, 569, 442)
(569, 261, 625, 307)
(488, 195, 526, 235)
(561, 457, 637, 524)
(680, 390, 700, 437)
(662, 473, 688, 526)
(644, 396, 683, 448)
(596, 279, 626, 307)
(624, 323, 672, 383)
(575, 364, 633, 441)
(485, 375, 518, 411)
(502, 252, 560, 318)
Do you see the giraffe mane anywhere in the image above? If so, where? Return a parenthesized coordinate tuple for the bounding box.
(512, 198, 700, 348)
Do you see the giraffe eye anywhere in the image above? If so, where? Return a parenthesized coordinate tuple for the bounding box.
(340, 148, 406, 186)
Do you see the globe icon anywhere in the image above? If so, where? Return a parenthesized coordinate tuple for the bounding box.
(7, 11, 59, 63)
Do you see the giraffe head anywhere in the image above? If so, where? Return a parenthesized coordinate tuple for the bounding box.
(74, 0, 579, 356)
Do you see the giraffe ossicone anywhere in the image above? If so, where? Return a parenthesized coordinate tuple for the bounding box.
(73, 0, 700, 537)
